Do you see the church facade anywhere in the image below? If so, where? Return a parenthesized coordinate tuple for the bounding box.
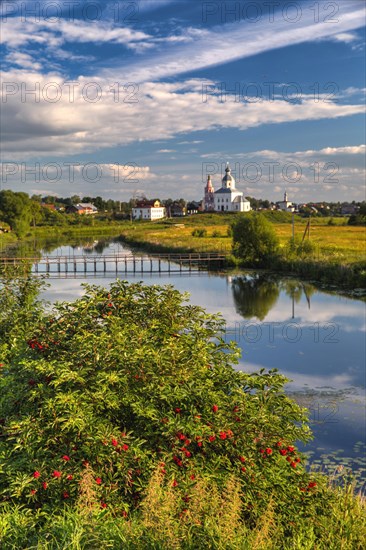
(204, 164, 251, 213)
(277, 191, 295, 212)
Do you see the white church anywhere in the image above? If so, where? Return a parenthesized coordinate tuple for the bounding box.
(204, 164, 251, 212)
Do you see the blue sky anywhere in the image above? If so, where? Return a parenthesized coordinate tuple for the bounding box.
(1, 0, 365, 201)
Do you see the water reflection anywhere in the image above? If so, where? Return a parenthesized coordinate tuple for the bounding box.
(231, 275, 317, 321)
(231, 274, 280, 320)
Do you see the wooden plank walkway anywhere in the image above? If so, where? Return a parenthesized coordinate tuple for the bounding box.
(0, 253, 227, 274)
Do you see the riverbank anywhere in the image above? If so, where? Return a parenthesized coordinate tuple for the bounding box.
(116, 217, 366, 293)
(0, 223, 130, 257)
(1, 215, 365, 292)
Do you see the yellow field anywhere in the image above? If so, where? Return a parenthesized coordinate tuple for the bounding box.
(120, 219, 366, 265)
(276, 223, 366, 263)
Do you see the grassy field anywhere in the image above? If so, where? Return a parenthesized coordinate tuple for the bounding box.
(117, 214, 365, 265)
(1, 213, 363, 264)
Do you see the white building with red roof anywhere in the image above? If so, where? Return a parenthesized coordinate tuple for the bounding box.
(132, 200, 166, 221)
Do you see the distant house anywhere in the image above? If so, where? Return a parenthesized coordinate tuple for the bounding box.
(170, 203, 186, 217)
(132, 200, 166, 221)
(67, 203, 98, 215)
(187, 201, 201, 215)
(41, 203, 56, 210)
(341, 205, 359, 215)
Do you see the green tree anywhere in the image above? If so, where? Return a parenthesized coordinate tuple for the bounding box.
(231, 213, 279, 265)
(0, 190, 33, 237)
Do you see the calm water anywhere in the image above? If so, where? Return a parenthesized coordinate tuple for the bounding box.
(32, 238, 366, 486)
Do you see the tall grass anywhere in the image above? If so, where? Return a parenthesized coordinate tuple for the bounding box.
(1, 470, 365, 549)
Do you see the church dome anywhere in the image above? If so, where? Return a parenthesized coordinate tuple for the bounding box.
(222, 163, 235, 189)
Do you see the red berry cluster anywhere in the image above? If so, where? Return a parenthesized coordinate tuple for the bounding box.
(27, 339, 44, 351)
(111, 437, 129, 452)
(31, 454, 105, 502)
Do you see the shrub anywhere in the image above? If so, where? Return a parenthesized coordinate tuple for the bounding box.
(231, 213, 280, 265)
(285, 237, 316, 259)
(191, 228, 207, 237)
(0, 279, 316, 521)
(211, 230, 222, 238)
(300, 239, 316, 256)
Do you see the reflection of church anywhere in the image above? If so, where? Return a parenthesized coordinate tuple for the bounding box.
(204, 164, 251, 212)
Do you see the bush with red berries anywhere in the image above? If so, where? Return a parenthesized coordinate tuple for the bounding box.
(0, 279, 321, 522)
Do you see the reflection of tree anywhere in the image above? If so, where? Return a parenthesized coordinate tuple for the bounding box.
(93, 240, 112, 254)
(280, 280, 315, 311)
(231, 275, 280, 321)
(281, 280, 303, 303)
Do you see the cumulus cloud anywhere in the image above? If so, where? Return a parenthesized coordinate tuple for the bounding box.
(0, 18, 151, 48)
(5, 51, 42, 70)
(0, 161, 157, 200)
(1, 72, 364, 160)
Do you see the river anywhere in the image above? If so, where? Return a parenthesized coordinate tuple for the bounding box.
(17, 235, 366, 488)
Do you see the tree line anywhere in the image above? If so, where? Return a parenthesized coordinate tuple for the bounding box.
(0, 191, 188, 237)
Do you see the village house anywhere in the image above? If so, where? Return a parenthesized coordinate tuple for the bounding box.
(67, 203, 98, 215)
(187, 201, 201, 215)
(132, 200, 166, 221)
(169, 202, 187, 217)
(341, 204, 359, 215)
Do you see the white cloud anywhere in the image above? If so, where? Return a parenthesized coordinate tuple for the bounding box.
(0, 18, 151, 48)
(1, 72, 364, 162)
(331, 32, 359, 43)
(5, 51, 42, 70)
(101, 1, 366, 83)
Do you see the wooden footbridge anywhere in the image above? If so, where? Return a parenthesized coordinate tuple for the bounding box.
(0, 252, 228, 275)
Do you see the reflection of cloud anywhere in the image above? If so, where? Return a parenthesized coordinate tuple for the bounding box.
(236, 359, 360, 393)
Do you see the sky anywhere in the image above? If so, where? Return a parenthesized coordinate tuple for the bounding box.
(0, 0, 365, 202)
